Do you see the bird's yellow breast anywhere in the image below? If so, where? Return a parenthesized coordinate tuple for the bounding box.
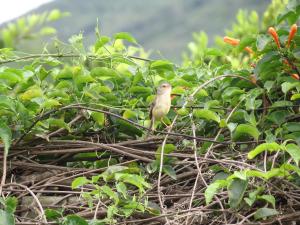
(152, 94, 171, 120)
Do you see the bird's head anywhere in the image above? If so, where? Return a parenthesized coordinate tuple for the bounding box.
(157, 82, 172, 95)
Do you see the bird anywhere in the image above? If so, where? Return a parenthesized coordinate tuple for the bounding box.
(147, 82, 172, 135)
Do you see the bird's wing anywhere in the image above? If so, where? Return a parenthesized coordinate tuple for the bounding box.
(146, 96, 157, 134)
(149, 96, 157, 120)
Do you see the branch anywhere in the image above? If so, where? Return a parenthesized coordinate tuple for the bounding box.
(0, 53, 152, 65)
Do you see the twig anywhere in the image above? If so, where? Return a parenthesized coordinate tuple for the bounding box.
(4, 183, 48, 223)
(0, 53, 152, 65)
(11, 103, 277, 147)
(0, 149, 7, 196)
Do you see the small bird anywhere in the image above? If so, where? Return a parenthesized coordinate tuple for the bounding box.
(148, 82, 172, 134)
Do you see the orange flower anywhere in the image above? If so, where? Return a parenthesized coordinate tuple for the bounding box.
(223, 36, 240, 46)
(268, 27, 280, 48)
(244, 46, 254, 54)
(291, 73, 300, 80)
(287, 24, 297, 48)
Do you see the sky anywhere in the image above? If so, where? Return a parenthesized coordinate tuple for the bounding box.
(0, 0, 53, 24)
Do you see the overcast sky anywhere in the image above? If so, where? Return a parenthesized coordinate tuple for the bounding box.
(0, 0, 53, 24)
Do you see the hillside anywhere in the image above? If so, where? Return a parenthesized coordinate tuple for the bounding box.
(24, 0, 270, 61)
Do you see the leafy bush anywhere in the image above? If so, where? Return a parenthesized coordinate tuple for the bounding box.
(1, 0, 300, 224)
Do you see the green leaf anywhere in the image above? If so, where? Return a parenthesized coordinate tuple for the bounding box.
(258, 195, 276, 208)
(155, 144, 176, 161)
(90, 67, 119, 79)
(19, 87, 43, 101)
(0, 209, 14, 225)
(123, 110, 136, 119)
(0, 120, 12, 155)
(177, 108, 189, 116)
(39, 27, 56, 35)
(291, 93, 300, 100)
(267, 110, 289, 125)
(88, 219, 108, 225)
(196, 89, 208, 98)
(63, 214, 88, 225)
(163, 165, 177, 180)
(248, 142, 281, 159)
(247, 167, 288, 180)
(255, 51, 281, 80)
(222, 87, 244, 100)
(150, 60, 174, 71)
(232, 170, 247, 180)
(285, 143, 300, 165)
(47, 118, 71, 132)
(5, 197, 17, 214)
(71, 177, 90, 189)
(114, 32, 137, 44)
(116, 182, 127, 199)
(271, 101, 293, 108)
(101, 185, 119, 204)
(75, 74, 95, 85)
(45, 209, 62, 221)
(91, 112, 105, 126)
(281, 163, 300, 176)
(281, 82, 300, 94)
(47, 9, 62, 21)
(219, 119, 227, 128)
(0, 71, 22, 85)
(193, 109, 220, 123)
(228, 178, 248, 209)
(233, 124, 260, 141)
(256, 35, 270, 51)
(128, 86, 152, 94)
(205, 180, 227, 205)
(254, 207, 278, 220)
(100, 165, 128, 181)
(244, 188, 263, 207)
(0, 96, 15, 112)
(107, 205, 118, 220)
(95, 36, 110, 51)
(284, 122, 300, 132)
(42, 99, 61, 109)
(116, 119, 143, 137)
(264, 81, 274, 92)
(206, 48, 223, 56)
(114, 173, 151, 192)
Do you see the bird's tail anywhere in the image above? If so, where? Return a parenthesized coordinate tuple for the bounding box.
(145, 117, 155, 138)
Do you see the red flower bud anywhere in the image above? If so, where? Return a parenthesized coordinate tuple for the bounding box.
(268, 27, 280, 48)
(287, 24, 297, 48)
(244, 46, 254, 54)
(291, 73, 300, 80)
(223, 36, 240, 46)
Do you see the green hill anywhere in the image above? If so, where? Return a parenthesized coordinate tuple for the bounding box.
(25, 0, 270, 61)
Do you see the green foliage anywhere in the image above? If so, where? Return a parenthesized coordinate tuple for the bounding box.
(0, 9, 68, 49)
(69, 165, 150, 222)
(253, 207, 278, 220)
(2, 0, 300, 223)
(0, 197, 18, 225)
(0, 120, 12, 155)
